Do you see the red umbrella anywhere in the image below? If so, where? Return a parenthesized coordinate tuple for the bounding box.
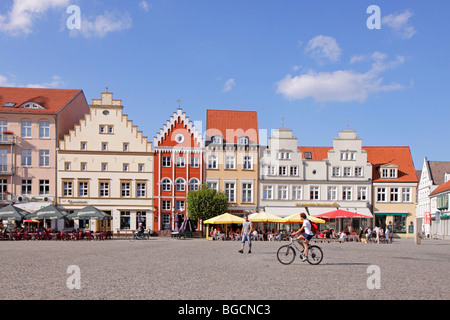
(316, 209, 368, 219)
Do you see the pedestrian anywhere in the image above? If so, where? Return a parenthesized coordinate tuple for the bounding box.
(374, 225, 380, 244)
(385, 226, 391, 243)
(239, 215, 253, 254)
(366, 226, 372, 243)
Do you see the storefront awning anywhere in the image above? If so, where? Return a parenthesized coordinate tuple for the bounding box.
(375, 212, 409, 216)
(265, 206, 373, 218)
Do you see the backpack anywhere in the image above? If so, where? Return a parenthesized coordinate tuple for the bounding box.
(307, 219, 319, 234)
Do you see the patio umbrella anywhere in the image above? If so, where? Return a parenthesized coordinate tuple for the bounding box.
(25, 205, 66, 220)
(315, 209, 368, 219)
(0, 204, 29, 220)
(66, 205, 112, 220)
(249, 211, 285, 223)
(281, 213, 326, 224)
(204, 213, 245, 240)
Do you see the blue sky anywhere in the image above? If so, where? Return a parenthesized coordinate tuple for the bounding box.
(1, 0, 449, 169)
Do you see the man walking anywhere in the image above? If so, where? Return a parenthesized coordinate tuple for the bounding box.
(239, 215, 253, 254)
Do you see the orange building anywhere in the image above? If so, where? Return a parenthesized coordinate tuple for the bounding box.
(153, 108, 203, 234)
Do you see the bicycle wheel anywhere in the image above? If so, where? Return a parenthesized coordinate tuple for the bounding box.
(277, 245, 296, 265)
(307, 245, 323, 265)
(129, 234, 136, 242)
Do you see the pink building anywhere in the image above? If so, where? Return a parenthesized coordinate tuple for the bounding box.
(0, 87, 90, 213)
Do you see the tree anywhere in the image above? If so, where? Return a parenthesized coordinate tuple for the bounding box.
(186, 184, 228, 222)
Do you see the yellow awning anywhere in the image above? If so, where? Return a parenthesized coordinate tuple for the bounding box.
(203, 213, 245, 224)
(249, 211, 284, 223)
(281, 213, 326, 224)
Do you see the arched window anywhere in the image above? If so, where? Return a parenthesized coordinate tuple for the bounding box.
(19, 102, 44, 109)
(212, 135, 222, 144)
(239, 136, 249, 145)
(161, 178, 172, 191)
(189, 178, 200, 191)
(175, 178, 185, 192)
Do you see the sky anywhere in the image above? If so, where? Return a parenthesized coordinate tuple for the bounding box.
(0, 0, 449, 169)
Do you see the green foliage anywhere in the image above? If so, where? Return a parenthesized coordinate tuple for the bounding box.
(186, 184, 228, 221)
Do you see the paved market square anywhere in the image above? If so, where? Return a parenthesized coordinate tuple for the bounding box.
(1, 237, 449, 300)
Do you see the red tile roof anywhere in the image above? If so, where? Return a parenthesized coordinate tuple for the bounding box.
(0, 87, 82, 114)
(206, 109, 259, 144)
(297, 146, 418, 183)
(430, 180, 450, 196)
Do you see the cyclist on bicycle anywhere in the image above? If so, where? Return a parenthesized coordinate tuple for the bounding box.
(137, 223, 145, 237)
(291, 213, 313, 262)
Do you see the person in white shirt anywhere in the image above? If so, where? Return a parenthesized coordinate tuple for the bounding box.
(291, 213, 314, 262)
(373, 226, 381, 244)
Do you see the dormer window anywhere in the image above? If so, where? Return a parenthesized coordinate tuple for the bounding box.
(211, 136, 222, 144)
(239, 136, 249, 145)
(19, 102, 44, 109)
(380, 164, 398, 179)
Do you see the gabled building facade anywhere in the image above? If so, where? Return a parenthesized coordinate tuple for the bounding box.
(57, 91, 153, 232)
(0, 87, 89, 219)
(153, 108, 203, 234)
(205, 110, 259, 215)
(429, 178, 450, 239)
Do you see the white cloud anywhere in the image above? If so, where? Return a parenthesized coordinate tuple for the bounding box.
(0, 74, 64, 88)
(382, 9, 416, 39)
(222, 78, 235, 93)
(304, 35, 342, 64)
(0, 0, 69, 36)
(139, 1, 151, 12)
(276, 53, 405, 103)
(70, 10, 132, 38)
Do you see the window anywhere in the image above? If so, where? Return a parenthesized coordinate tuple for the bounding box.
(189, 179, 200, 191)
(327, 186, 337, 201)
(65, 162, 71, 171)
(207, 181, 218, 191)
(342, 186, 352, 201)
(99, 125, 105, 134)
(176, 200, 185, 211)
(81, 142, 87, 150)
(21, 150, 32, 167)
(101, 163, 108, 171)
(263, 185, 273, 200)
(39, 121, 49, 138)
(292, 186, 302, 200)
(290, 166, 299, 176)
(190, 156, 199, 168)
(390, 187, 399, 202)
(0, 120, 7, 143)
(267, 166, 276, 175)
(78, 182, 88, 197)
(176, 156, 185, 168)
(239, 137, 249, 145)
(393, 215, 407, 233)
(21, 121, 32, 138)
(212, 136, 222, 144)
(304, 152, 312, 159)
(390, 168, 397, 178)
(225, 182, 236, 202)
(242, 183, 253, 203)
(121, 182, 131, 197)
(279, 166, 287, 176)
(99, 182, 109, 197)
(136, 183, 146, 197)
(332, 167, 340, 177)
(225, 156, 236, 169)
(343, 167, 352, 177)
(108, 126, 113, 134)
(341, 152, 356, 160)
(62, 181, 72, 196)
(402, 188, 411, 202)
(21, 180, 32, 195)
(120, 211, 131, 230)
(39, 180, 50, 195)
(162, 200, 171, 211)
(123, 164, 129, 172)
(39, 150, 50, 167)
(81, 163, 87, 171)
(175, 179, 185, 192)
(377, 187, 386, 202)
(355, 167, 363, 177)
(161, 178, 171, 191)
(162, 156, 171, 167)
(357, 187, 367, 201)
(208, 155, 218, 169)
(102, 143, 108, 151)
(310, 186, 319, 200)
(138, 164, 144, 172)
(278, 185, 288, 200)
(243, 156, 253, 170)
(123, 143, 129, 152)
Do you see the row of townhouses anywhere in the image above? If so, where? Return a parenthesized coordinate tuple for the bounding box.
(0, 87, 422, 237)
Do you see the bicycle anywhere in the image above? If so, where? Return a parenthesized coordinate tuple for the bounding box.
(129, 230, 149, 241)
(277, 235, 323, 265)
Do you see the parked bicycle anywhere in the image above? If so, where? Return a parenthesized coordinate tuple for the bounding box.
(277, 235, 323, 265)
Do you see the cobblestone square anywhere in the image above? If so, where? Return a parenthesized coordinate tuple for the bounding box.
(1, 238, 449, 300)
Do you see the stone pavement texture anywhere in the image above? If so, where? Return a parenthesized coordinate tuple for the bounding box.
(0, 237, 449, 300)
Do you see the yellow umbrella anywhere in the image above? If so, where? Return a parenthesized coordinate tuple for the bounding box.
(249, 211, 285, 223)
(281, 213, 326, 224)
(203, 213, 245, 224)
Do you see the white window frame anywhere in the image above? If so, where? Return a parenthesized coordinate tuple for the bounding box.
(162, 156, 171, 167)
(310, 186, 319, 200)
(208, 154, 218, 169)
(292, 186, 302, 200)
(241, 182, 253, 203)
(225, 182, 236, 202)
(243, 155, 253, 170)
(327, 186, 337, 201)
(225, 155, 236, 170)
(263, 185, 273, 200)
(278, 185, 288, 200)
(342, 186, 352, 201)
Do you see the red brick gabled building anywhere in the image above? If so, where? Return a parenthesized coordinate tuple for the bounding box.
(153, 108, 203, 233)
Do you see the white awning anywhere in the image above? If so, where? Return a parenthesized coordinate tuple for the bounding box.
(264, 206, 373, 218)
